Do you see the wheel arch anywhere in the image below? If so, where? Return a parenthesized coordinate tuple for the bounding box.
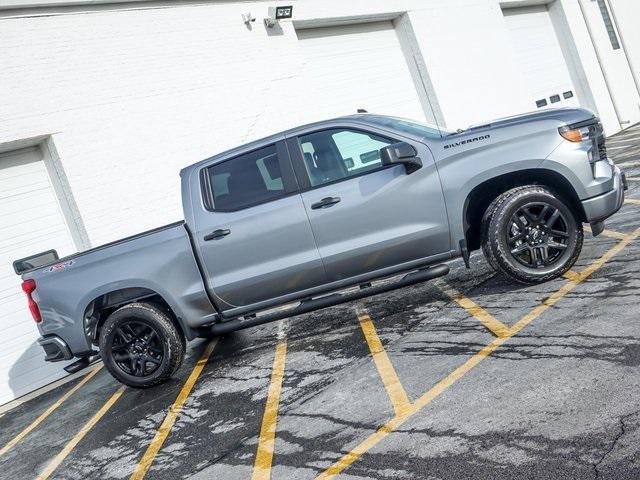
(463, 169, 586, 252)
(83, 287, 188, 347)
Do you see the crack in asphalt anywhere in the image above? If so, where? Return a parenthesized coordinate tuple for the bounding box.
(592, 409, 639, 479)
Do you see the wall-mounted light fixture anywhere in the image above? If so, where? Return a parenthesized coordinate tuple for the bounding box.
(264, 5, 293, 28)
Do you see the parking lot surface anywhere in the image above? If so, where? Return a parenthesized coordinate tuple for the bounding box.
(1, 124, 640, 480)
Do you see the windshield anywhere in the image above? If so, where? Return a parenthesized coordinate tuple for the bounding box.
(366, 116, 447, 139)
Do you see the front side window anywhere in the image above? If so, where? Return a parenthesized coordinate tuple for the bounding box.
(298, 129, 393, 187)
(207, 144, 286, 211)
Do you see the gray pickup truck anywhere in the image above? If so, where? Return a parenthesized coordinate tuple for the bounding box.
(14, 108, 626, 388)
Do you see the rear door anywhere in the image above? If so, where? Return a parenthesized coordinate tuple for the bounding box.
(192, 141, 326, 309)
(288, 126, 450, 282)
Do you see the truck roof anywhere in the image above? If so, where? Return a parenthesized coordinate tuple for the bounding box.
(180, 113, 432, 176)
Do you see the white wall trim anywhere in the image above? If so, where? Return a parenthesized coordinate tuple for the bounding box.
(394, 12, 446, 129)
(0, 0, 211, 10)
(41, 137, 92, 251)
(0, 136, 91, 252)
(292, 12, 403, 30)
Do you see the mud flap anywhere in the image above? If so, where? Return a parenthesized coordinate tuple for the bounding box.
(589, 221, 605, 237)
(459, 239, 471, 269)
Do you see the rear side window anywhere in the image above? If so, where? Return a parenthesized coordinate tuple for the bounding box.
(206, 144, 286, 211)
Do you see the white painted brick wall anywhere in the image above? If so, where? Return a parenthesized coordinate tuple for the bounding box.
(0, 0, 636, 248)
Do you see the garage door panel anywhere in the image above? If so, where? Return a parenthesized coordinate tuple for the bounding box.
(296, 21, 425, 121)
(0, 225, 71, 252)
(503, 6, 579, 109)
(1, 297, 30, 323)
(0, 188, 68, 215)
(0, 148, 76, 405)
(1, 215, 69, 241)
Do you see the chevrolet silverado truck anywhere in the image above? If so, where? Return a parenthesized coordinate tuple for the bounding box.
(13, 108, 626, 388)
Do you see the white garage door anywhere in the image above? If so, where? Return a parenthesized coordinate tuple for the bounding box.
(296, 21, 426, 121)
(0, 147, 76, 405)
(503, 5, 580, 110)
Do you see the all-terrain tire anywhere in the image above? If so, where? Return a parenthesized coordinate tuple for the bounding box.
(99, 302, 185, 388)
(481, 185, 540, 272)
(482, 186, 583, 284)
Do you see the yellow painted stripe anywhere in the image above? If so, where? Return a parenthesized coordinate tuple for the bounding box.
(358, 314, 412, 416)
(439, 283, 510, 338)
(625, 198, 640, 205)
(37, 385, 126, 480)
(583, 224, 627, 240)
(619, 160, 640, 168)
(316, 228, 640, 479)
(252, 342, 288, 480)
(130, 339, 218, 480)
(627, 176, 640, 181)
(0, 365, 103, 458)
(562, 270, 580, 282)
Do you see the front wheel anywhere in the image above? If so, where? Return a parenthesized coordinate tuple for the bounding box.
(482, 186, 583, 284)
(99, 302, 185, 388)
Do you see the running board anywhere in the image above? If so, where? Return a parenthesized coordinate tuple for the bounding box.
(64, 354, 100, 374)
(206, 263, 450, 336)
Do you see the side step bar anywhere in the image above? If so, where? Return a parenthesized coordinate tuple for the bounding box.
(206, 263, 449, 336)
(64, 354, 100, 374)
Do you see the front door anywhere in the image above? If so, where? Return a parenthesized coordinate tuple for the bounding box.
(192, 141, 326, 309)
(290, 127, 450, 282)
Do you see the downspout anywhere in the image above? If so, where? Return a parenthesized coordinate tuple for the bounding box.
(577, 0, 625, 128)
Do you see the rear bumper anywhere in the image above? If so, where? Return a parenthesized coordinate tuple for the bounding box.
(581, 166, 626, 223)
(38, 336, 73, 362)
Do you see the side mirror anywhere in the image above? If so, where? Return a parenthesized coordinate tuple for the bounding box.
(380, 142, 422, 174)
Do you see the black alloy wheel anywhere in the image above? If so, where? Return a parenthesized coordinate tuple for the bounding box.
(100, 302, 185, 388)
(507, 202, 570, 269)
(110, 320, 164, 377)
(481, 186, 583, 284)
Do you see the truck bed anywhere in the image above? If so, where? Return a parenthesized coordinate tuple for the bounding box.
(23, 221, 217, 353)
(21, 221, 186, 275)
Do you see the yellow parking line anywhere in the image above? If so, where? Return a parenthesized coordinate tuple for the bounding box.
(627, 177, 639, 181)
(625, 198, 640, 205)
(0, 365, 103, 458)
(584, 224, 627, 240)
(358, 312, 412, 416)
(562, 270, 580, 282)
(620, 160, 640, 168)
(37, 385, 126, 480)
(316, 227, 640, 479)
(130, 339, 218, 480)
(438, 283, 510, 338)
(252, 342, 288, 480)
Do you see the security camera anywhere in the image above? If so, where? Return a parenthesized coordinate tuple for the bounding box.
(242, 12, 256, 24)
(264, 5, 293, 28)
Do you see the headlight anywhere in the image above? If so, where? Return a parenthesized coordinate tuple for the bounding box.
(558, 124, 593, 142)
(559, 118, 607, 164)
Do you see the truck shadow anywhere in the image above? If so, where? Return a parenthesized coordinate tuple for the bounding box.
(5, 340, 69, 406)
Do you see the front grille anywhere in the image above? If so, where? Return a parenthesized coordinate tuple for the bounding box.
(598, 138, 607, 160)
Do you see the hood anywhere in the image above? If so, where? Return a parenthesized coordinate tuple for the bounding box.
(464, 107, 595, 132)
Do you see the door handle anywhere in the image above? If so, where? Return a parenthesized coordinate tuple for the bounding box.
(311, 196, 341, 210)
(204, 228, 231, 241)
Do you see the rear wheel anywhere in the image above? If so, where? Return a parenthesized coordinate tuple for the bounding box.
(99, 302, 185, 388)
(481, 186, 583, 284)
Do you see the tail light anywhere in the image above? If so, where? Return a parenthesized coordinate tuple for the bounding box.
(21, 279, 42, 323)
